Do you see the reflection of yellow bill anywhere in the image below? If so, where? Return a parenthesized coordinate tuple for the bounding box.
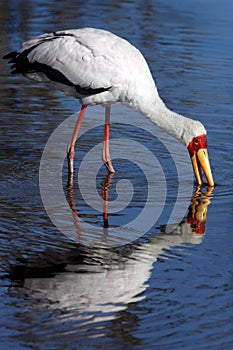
(187, 186, 213, 234)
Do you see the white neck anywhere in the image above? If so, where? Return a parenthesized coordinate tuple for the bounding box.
(144, 100, 193, 145)
(128, 89, 206, 146)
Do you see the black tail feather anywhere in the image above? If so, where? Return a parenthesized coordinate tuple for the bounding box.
(3, 51, 18, 60)
(3, 43, 43, 75)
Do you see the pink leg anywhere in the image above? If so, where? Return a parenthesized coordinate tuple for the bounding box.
(102, 106, 115, 173)
(67, 104, 87, 174)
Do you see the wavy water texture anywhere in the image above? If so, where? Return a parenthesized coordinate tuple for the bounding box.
(0, 0, 232, 349)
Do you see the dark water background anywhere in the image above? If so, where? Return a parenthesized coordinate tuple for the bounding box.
(0, 0, 232, 349)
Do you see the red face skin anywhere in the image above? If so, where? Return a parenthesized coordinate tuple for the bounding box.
(187, 134, 207, 158)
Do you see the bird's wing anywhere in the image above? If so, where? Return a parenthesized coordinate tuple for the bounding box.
(11, 29, 131, 93)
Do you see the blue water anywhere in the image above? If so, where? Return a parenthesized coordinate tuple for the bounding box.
(0, 0, 232, 349)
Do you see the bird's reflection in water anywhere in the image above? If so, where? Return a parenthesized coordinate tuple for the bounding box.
(67, 174, 213, 243)
(187, 186, 212, 235)
(159, 185, 213, 240)
(14, 178, 213, 323)
(66, 173, 116, 244)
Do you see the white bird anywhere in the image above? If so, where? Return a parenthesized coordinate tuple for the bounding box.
(3, 28, 214, 186)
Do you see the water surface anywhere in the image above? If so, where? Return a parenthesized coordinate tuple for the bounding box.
(0, 1, 232, 349)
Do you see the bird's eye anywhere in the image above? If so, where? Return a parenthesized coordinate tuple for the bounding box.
(193, 137, 199, 144)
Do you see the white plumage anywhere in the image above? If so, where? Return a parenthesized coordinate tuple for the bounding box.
(18, 29, 156, 108)
(3, 28, 214, 186)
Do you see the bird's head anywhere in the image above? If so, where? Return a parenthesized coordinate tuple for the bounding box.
(185, 121, 214, 187)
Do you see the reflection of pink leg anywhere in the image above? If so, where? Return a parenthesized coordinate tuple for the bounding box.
(103, 194, 109, 229)
(67, 185, 83, 244)
(102, 174, 114, 228)
(102, 106, 115, 173)
(67, 104, 87, 174)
